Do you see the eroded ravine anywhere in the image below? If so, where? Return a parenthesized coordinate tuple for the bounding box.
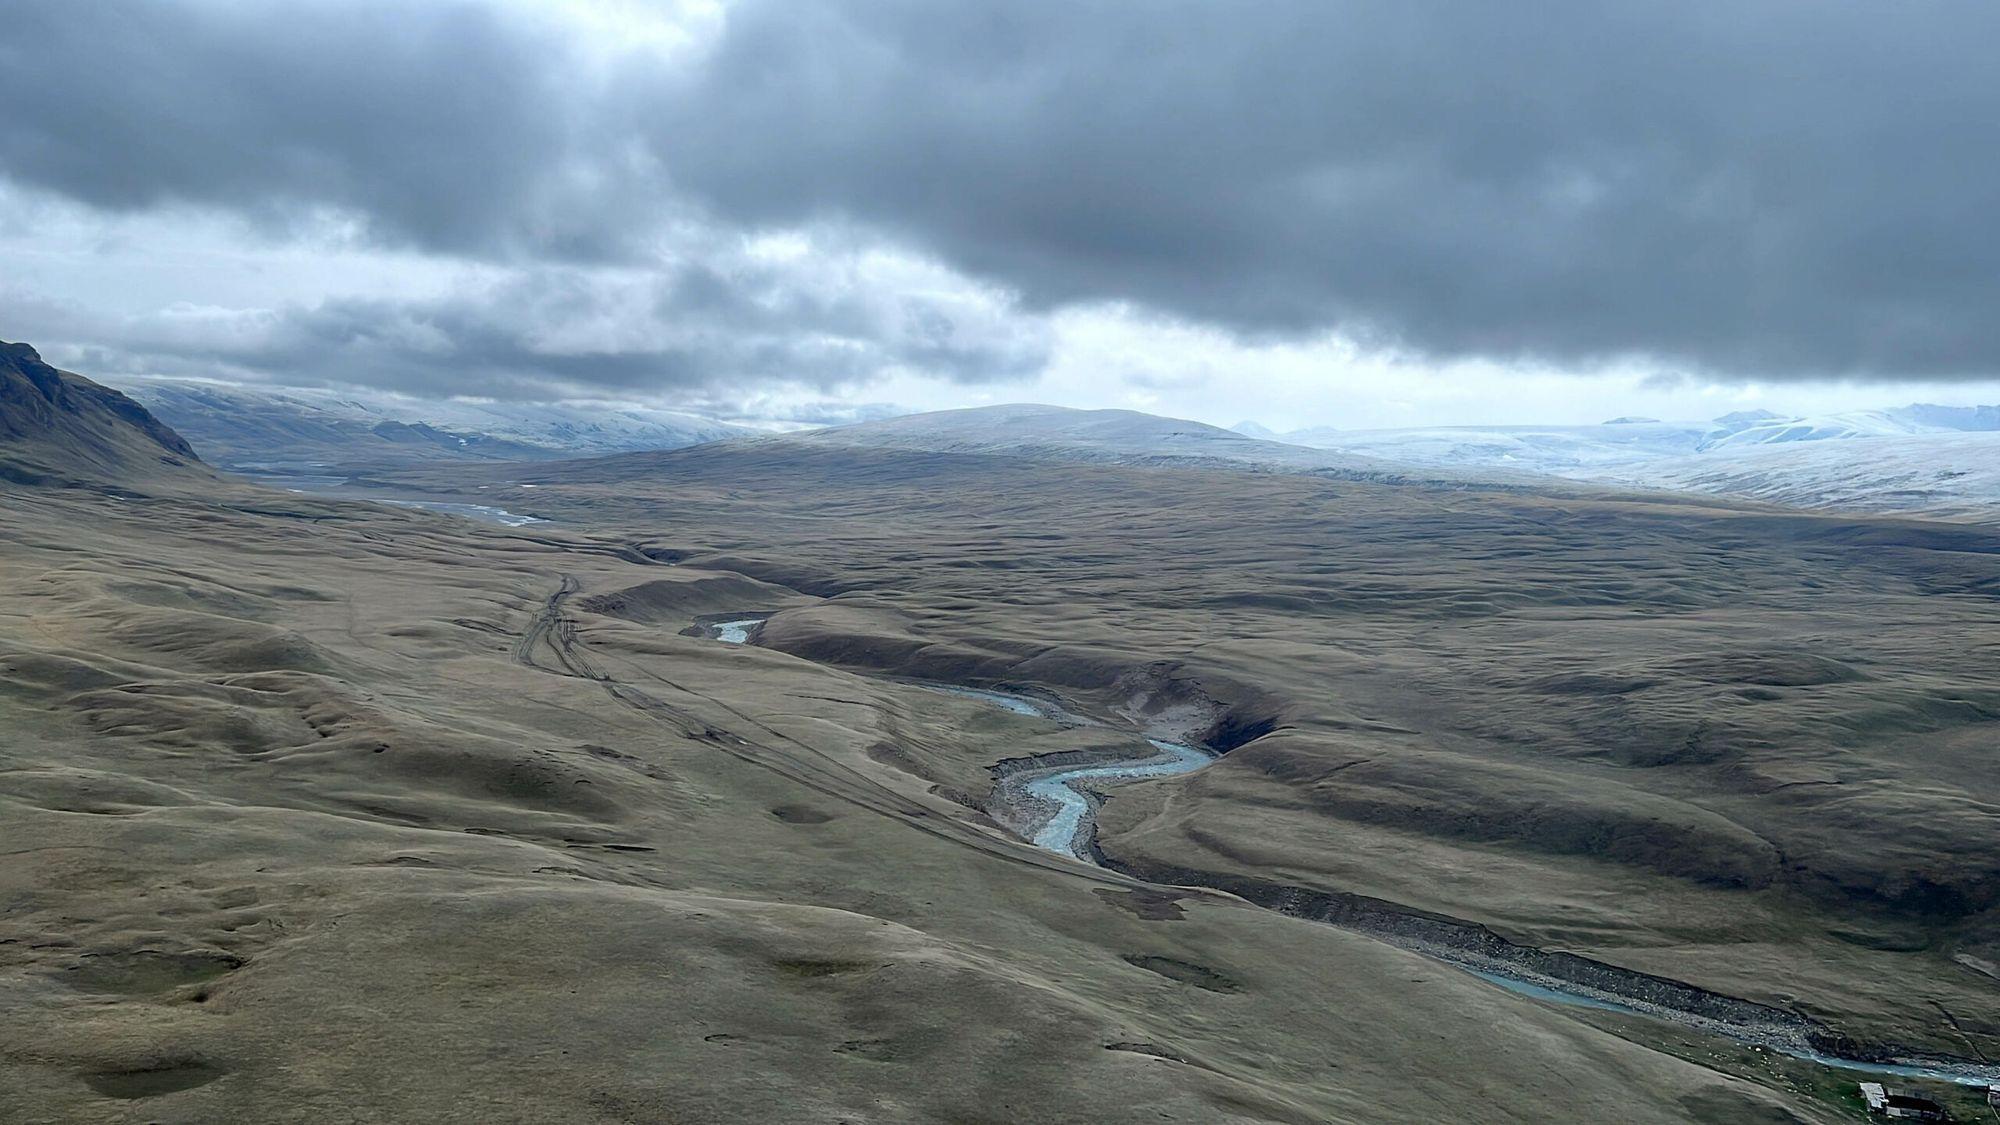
(924, 685, 1215, 861)
(519, 589, 1137, 890)
(698, 608, 2000, 1090)
(708, 619, 1215, 861)
(1021, 740, 1211, 857)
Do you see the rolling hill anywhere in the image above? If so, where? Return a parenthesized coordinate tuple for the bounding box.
(781, 403, 1424, 479)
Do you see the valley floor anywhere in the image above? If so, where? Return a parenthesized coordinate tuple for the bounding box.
(5, 444, 1998, 1122)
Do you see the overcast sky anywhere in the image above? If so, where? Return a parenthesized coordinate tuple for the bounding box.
(6, 0, 2000, 430)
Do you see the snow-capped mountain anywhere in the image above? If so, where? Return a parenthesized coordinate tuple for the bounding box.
(787, 403, 1405, 477)
(1249, 405, 2000, 466)
(1603, 430, 2000, 524)
(114, 378, 749, 469)
(1237, 404, 2000, 522)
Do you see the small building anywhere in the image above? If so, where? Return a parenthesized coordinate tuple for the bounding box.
(1859, 1082, 1948, 1121)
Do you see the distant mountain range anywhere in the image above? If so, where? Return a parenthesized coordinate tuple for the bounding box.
(1235, 406, 2000, 522)
(782, 403, 1413, 479)
(71, 363, 2000, 525)
(735, 400, 2000, 524)
(1244, 404, 2000, 470)
(112, 378, 750, 470)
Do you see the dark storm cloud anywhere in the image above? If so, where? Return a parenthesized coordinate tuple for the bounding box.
(5, 0, 2000, 383)
(661, 0, 2000, 379)
(0, 1, 630, 257)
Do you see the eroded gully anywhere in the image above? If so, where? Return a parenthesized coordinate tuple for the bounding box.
(700, 612, 2000, 1088)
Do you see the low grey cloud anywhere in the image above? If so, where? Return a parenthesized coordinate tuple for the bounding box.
(5, 256, 1051, 403)
(5, 0, 2000, 393)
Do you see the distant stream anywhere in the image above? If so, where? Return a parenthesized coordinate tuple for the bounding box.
(703, 613, 2000, 1090)
(367, 498, 546, 527)
(239, 470, 546, 527)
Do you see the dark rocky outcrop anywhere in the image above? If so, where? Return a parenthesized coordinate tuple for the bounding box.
(0, 341, 204, 483)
